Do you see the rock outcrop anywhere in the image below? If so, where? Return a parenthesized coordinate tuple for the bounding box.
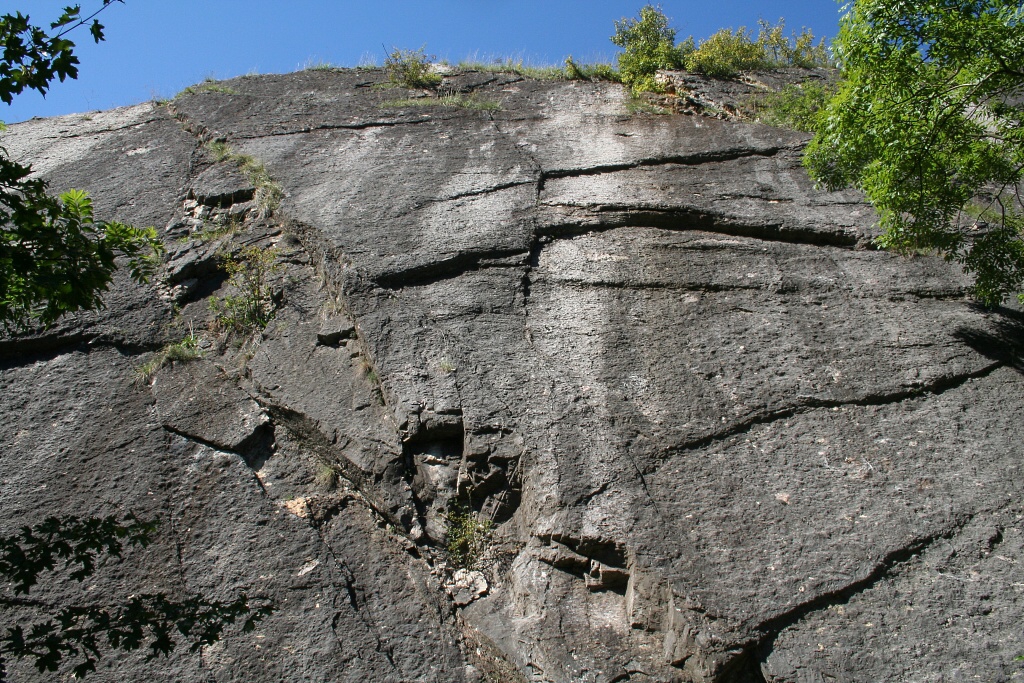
(2, 67, 1022, 683)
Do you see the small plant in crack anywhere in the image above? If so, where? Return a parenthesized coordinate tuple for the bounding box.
(357, 356, 385, 405)
(208, 246, 281, 335)
(177, 217, 242, 244)
(135, 325, 204, 382)
(439, 358, 456, 374)
(204, 141, 283, 216)
(366, 369, 385, 405)
(313, 462, 337, 491)
(445, 503, 494, 570)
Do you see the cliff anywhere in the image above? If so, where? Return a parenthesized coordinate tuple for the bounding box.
(1, 67, 1022, 683)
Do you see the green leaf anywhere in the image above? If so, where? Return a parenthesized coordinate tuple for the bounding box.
(805, 0, 1024, 304)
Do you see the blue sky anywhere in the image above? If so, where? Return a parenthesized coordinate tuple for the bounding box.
(3, 1, 843, 123)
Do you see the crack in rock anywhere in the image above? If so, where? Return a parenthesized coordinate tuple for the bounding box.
(539, 146, 786, 185)
(538, 207, 859, 248)
(232, 116, 436, 138)
(748, 512, 978, 662)
(656, 360, 1005, 462)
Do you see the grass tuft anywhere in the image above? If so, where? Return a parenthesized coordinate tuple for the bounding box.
(303, 59, 340, 72)
(136, 330, 204, 382)
(177, 78, 240, 97)
(314, 462, 337, 490)
(626, 98, 671, 115)
(456, 56, 620, 83)
(204, 142, 283, 216)
(563, 57, 621, 82)
(457, 58, 564, 80)
(355, 52, 379, 70)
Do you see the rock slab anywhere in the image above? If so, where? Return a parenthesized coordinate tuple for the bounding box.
(1, 68, 1022, 683)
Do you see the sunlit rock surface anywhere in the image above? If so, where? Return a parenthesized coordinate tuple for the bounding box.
(2, 68, 1021, 683)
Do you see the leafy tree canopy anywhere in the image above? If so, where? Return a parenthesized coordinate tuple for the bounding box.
(805, 0, 1024, 305)
(0, 2, 117, 105)
(1, 1, 162, 332)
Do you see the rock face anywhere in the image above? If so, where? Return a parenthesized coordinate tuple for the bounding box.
(2, 68, 1022, 683)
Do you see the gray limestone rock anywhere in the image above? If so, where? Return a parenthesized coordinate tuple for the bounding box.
(2, 67, 1022, 683)
(152, 360, 270, 455)
(188, 163, 256, 207)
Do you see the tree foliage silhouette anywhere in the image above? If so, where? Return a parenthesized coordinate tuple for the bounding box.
(806, 0, 1024, 305)
(0, 516, 271, 681)
(0, 5, 270, 680)
(1, 1, 162, 331)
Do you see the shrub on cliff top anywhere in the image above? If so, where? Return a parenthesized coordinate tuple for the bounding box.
(611, 7, 833, 91)
(685, 26, 768, 78)
(384, 46, 442, 89)
(686, 20, 831, 78)
(611, 4, 690, 94)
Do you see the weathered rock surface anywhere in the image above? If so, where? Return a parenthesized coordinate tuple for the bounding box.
(2, 68, 1022, 683)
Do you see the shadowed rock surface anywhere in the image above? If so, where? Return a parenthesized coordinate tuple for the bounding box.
(2, 67, 1022, 682)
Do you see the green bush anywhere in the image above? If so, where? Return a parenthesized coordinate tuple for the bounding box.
(208, 246, 281, 334)
(756, 19, 831, 68)
(686, 27, 768, 78)
(752, 81, 835, 132)
(684, 19, 832, 78)
(445, 505, 494, 569)
(610, 10, 833, 87)
(785, 25, 831, 68)
(611, 5, 689, 94)
(384, 47, 442, 89)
